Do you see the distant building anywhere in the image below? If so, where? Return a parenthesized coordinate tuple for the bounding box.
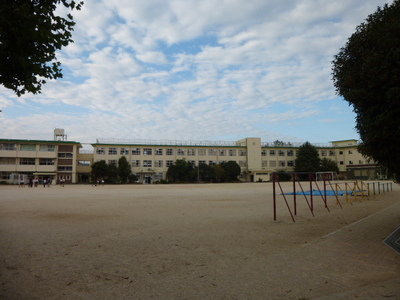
(0, 131, 383, 184)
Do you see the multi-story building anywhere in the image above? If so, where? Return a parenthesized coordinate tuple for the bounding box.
(0, 130, 383, 184)
(0, 135, 81, 184)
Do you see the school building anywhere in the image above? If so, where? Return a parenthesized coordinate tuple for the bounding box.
(0, 129, 385, 184)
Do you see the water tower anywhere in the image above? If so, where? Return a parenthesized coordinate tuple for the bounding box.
(54, 128, 67, 141)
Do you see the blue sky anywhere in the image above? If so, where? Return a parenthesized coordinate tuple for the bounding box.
(0, 0, 393, 145)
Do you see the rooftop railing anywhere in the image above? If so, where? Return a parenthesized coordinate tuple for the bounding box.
(95, 138, 335, 148)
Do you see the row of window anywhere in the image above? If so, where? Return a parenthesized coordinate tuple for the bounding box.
(97, 147, 343, 157)
(0, 144, 56, 152)
(97, 147, 248, 156)
(0, 157, 74, 166)
(0, 158, 56, 165)
(106, 159, 367, 168)
(105, 159, 249, 168)
(105, 160, 299, 168)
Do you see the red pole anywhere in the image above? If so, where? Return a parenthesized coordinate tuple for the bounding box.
(324, 174, 327, 208)
(309, 173, 313, 213)
(273, 172, 277, 221)
(293, 173, 297, 215)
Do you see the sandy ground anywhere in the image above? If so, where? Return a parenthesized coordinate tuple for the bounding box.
(0, 181, 399, 300)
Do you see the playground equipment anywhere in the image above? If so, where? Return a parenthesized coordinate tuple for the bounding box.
(272, 172, 393, 222)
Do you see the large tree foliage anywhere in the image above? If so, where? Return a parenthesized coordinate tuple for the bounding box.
(117, 156, 131, 184)
(220, 161, 241, 182)
(294, 142, 321, 173)
(332, 0, 400, 181)
(91, 160, 107, 182)
(320, 158, 339, 173)
(0, 0, 83, 96)
(166, 159, 195, 183)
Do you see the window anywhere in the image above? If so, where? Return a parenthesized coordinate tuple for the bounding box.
(348, 150, 353, 154)
(349, 160, 354, 165)
(143, 160, 152, 167)
(278, 150, 285, 156)
(0, 144, 16, 150)
(238, 161, 246, 167)
(20, 144, 36, 151)
(208, 149, 217, 156)
(177, 149, 185, 155)
(108, 160, 117, 166)
(262, 160, 268, 167)
(278, 161, 286, 167)
(219, 149, 226, 156)
(19, 158, 35, 165)
(154, 160, 163, 167)
(187, 149, 196, 156)
(287, 150, 294, 157)
(359, 160, 363, 164)
(320, 150, 327, 157)
(269, 150, 276, 156)
(261, 150, 267, 156)
(189, 160, 196, 166)
(78, 160, 90, 166)
(132, 160, 140, 167)
(40, 145, 55, 152)
(97, 147, 105, 155)
(287, 161, 294, 167)
(209, 161, 216, 166)
(329, 150, 335, 156)
(132, 148, 141, 155)
(155, 173, 163, 181)
(39, 158, 55, 165)
(108, 148, 117, 155)
(58, 153, 73, 158)
(166, 160, 174, 167)
(155, 149, 163, 155)
(339, 151, 343, 155)
(0, 172, 10, 180)
(198, 149, 206, 156)
(58, 166, 72, 171)
(166, 149, 174, 155)
(269, 161, 277, 167)
(0, 157, 16, 164)
(198, 160, 206, 165)
(229, 149, 236, 156)
(120, 148, 129, 155)
(143, 148, 152, 155)
(239, 150, 246, 156)
(339, 161, 344, 165)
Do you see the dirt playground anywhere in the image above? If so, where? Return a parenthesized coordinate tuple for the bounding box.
(1, 182, 399, 299)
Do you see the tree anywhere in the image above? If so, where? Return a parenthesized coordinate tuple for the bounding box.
(220, 161, 241, 182)
(320, 158, 339, 173)
(198, 163, 215, 183)
(0, 0, 83, 96)
(332, 0, 400, 181)
(91, 160, 107, 182)
(294, 142, 321, 173)
(166, 159, 194, 183)
(117, 156, 131, 183)
(214, 164, 226, 183)
(106, 163, 118, 183)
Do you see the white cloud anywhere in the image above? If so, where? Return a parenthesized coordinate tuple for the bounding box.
(1, 0, 394, 144)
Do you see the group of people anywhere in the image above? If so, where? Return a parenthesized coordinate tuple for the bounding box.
(19, 177, 60, 187)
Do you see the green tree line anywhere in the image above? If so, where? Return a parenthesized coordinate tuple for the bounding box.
(90, 157, 241, 184)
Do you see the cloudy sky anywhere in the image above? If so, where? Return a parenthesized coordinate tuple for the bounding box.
(0, 0, 393, 146)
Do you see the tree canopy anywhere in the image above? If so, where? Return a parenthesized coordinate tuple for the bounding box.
(332, 0, 400, 181)
(294, 142, 321, 173)
(0, 0, 83, 96)
(117, 156, 131, 184)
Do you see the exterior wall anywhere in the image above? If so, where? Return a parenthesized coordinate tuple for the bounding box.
(0, 136, 380, 184)
(0, 140, 81, 184)
(92, 143, 248, 183)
